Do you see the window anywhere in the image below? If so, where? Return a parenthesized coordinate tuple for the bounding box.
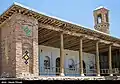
(68, 59, 75, 70)
(44, 56, 50, 69)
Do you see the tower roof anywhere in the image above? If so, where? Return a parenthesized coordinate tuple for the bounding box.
(94, 6, 108, 11)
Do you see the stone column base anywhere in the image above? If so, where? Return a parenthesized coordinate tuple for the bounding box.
(81, 74, 85, 76)
(34, 73, 39, 76)
(60, 73, 65, 76)
(97, 74, 100, 76)
(110, 74, 113, 76)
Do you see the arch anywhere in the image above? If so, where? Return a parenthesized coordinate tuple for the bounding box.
(68, 59, 75, 70)
(56, 57, 60, 75)
(83, 60, 86, 69)
(22, 43, 32, 58)
(82, 60, 86, 75)
(22, 43, 33, 73)
(97, 14, 102, 23)
(44, 56, 50, 69)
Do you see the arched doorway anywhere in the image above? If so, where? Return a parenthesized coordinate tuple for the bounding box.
(83, 60, 86, 76)
(44, 56, 50, 69)
(56, 57, 60, 76)
(68, 59, 75, 70)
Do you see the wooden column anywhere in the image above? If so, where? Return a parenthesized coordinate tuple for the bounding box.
(96, 41, 100, 76)
(109, 44, 113, 76)
(60, 32, 64, 76)
(79, 37, 84, 76)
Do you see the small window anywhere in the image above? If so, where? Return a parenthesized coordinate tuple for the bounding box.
(44, 56, 50, 69)
(68, 59, 75, 70)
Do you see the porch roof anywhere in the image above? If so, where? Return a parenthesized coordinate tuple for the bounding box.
(0, 2, 120, 53)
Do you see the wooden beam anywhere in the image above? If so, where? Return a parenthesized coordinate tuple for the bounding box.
(43, 36, 60, 46)
(47, 34, 70, 47)
(39, 32, 59, 44)
(38, 28, 48, 34)
(65, 40, 79, 49)
(88, 44, 108, 53)
(64, 36, 87, 49)
(39, 23, 120, 48)
(39, 29, 54, 37)
(64, 37, 79, 49)
(67, 40, 95, 51)
(39, 30, 55, 39)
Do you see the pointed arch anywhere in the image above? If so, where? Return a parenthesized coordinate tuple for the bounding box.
(68, 59, 75, 70)
(44, 56, 50, 69)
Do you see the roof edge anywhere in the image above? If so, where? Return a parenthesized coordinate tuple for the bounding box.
(94, 6, 109, 12)
(0, 2, 119, 40)
(12, 2, 112, 36)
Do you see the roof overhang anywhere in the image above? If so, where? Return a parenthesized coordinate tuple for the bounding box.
(0, 2, 120, 53)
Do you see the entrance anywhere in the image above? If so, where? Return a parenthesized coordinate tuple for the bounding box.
(83, 60, 86, 76)
(56, 57, 60, 76)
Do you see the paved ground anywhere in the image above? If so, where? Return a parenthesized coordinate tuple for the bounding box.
(0, 76, 120, 80)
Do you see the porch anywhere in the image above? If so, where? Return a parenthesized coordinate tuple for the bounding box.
(38, 23, 120, 76)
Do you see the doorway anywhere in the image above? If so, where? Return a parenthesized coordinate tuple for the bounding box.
(83, 60, 86, 76)
(56, 57, 60, 76)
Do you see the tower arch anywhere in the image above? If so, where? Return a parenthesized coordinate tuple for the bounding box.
(93, 6, 110, 34)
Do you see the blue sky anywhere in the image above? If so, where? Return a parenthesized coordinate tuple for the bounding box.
(0, 0, 120, 38)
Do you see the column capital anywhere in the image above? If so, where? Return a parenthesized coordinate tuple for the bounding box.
(94, 38, 100, 43)
(59, 31, 64, 34)
(79, 35, 85, 39)
(95, 39, 100, 43)
(108, 42, 113, 46)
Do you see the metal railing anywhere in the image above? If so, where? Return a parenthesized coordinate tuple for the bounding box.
(100, 68, 119, 75)
(39, 67, 120, 76)
(40, 67, 60, 76)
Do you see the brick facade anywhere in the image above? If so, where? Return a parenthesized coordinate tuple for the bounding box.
(93, 7, 109, 34)
(0, 3, 120, 79)
(0, 13, 39, 78)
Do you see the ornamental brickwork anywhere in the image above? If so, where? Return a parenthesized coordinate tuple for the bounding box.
(0, 13, 39, 78)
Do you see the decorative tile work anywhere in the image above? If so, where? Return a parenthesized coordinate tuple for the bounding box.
(21, 26, 31, 36)
(23, 50, 29, 64)
(15, 25, 20, 31)
(100, 8, 107, 13)
(16, 25, 31, 36)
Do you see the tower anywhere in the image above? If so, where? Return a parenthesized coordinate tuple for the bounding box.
(93, 6, 110, 34)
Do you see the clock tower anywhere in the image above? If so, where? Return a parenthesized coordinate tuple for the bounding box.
(93, 6, 110, 34)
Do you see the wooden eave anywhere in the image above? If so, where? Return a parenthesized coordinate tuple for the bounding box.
(0, 3, 120, 53)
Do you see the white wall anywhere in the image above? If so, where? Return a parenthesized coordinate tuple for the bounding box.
(39, 45, 95, 76)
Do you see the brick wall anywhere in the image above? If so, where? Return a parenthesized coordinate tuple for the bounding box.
(0, 16, 16, 77)
(14, 13, 39, 77)
(0, 13, 39, 78)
